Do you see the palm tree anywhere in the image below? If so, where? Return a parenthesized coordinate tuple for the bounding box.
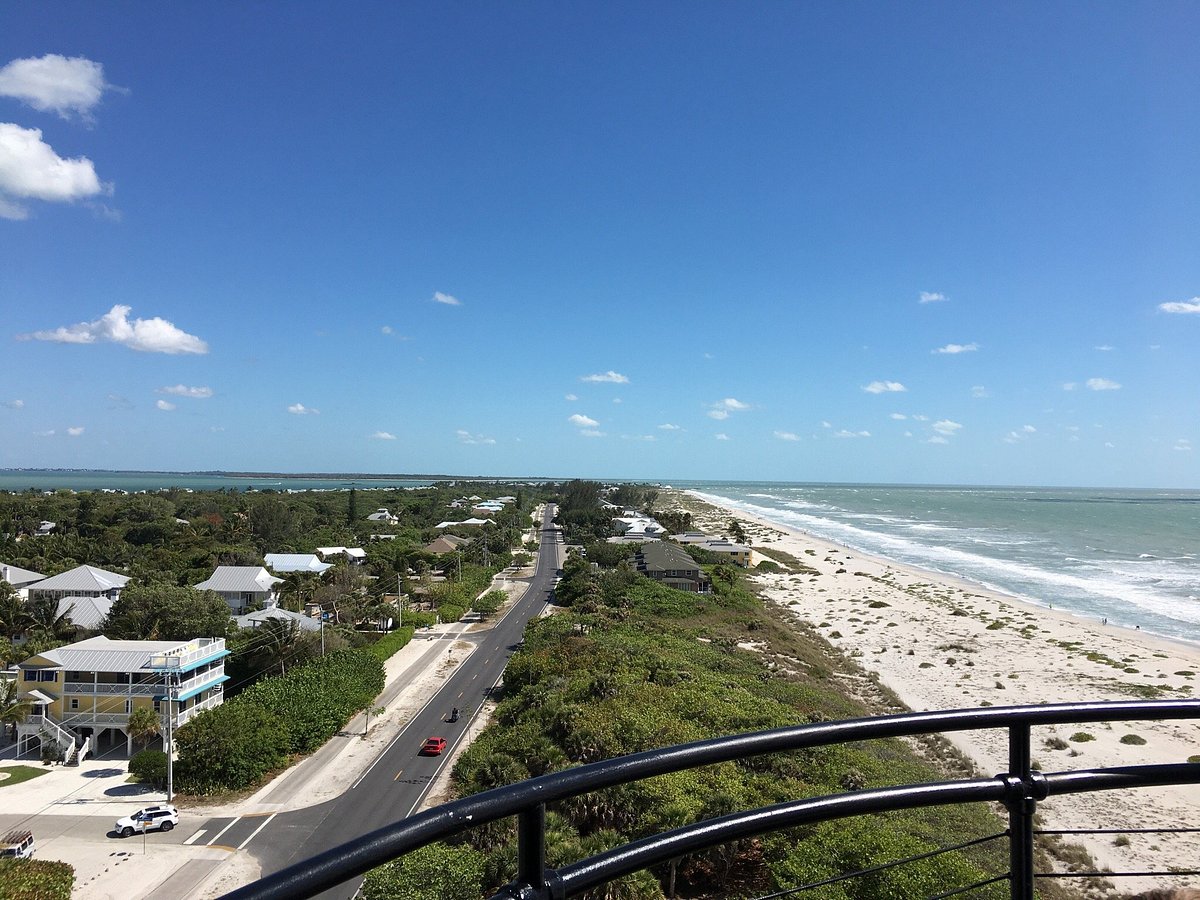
(25, 596, 76, 642)
(0, 678, 32, 744)
(126, 706, 161, 750)
(0, 583, 31, 641)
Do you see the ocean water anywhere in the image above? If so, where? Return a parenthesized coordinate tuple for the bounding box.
(0, 469, 435, 493)
(676, 481, 1200, 645)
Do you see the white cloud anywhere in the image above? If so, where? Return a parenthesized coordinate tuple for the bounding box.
(580, 429, 605, 438)
(158, 384, 212, 399)
(821, 420, 832, 428)
(381, 325, 393, 334)
(927, 435, 949, 444)
(288, 403, 318, 415)
(1105, 442, 1115, 448)
(34, 429, 55, 436)
(1094, 345, 1114, 351)
(911, 414, 929, 421)
(715, 433, 729, 440)
(568, 413, 598, 428)
(1023, 424, 1036, 433)
(155, 399, 175, 411)
(581, 370, 629, 384)
(971, 386, 989, 398)
(1175, 439, 1192, 452)
(0, 54, 111, 119)
(456, 429, 496, 445)
(0, 123, 107, 219)
(612, 397, 622, 404)
(834, 429, 871, 438)
(889, 413, 907, 420)
(658, 423, 681, 431)
(1086, 378, 1121, 391)
(708, 397, 750, 419)
(21, 304, 208, 354)
(933, 342, 978, 355)
(919, 291, 947, 303)
(622, 434, 656, 442)
(372, 431, 397, 440)
(564, 393, 578, 401)
(774, 431, 801, 442)
(1062, 382, 1078, 391)
(1158, 298, 1200, 314)
(67, 426, 84, 436)
(863, 381, 906, 394)
(708, 409, 729, 421)
(433, 291, 461, 306)
(932, 419, 962, 436)
(3, 399, 23, 409)
(210, 425, 225, 433)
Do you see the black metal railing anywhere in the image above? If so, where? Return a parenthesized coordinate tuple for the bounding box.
(222, 699, 1200, 900)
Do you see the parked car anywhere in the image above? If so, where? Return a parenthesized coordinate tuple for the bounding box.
(420, 736, 447, 755)
(115, 804, 179, 837)
(0, 829, 35, 859)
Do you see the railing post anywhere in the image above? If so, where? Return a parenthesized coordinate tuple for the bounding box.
(1007, 723, 1034, 900)
(518, 804, 547, 895)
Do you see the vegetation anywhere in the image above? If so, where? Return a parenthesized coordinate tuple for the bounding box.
(0, 765, 49, 788)
(128, 749, 168, 787)
(0, 859, 74, 900)
(174, 701, 291, 794)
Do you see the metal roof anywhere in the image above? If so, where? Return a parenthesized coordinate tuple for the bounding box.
(264, 554, 332, 574)
(28, 636, 191, 673)
(27, 564, 129, 593)
(56, 596, 114, 630)
(234, 607, 322, 632)
(1, 562, 46, 588)
(194, 566, 281, 593)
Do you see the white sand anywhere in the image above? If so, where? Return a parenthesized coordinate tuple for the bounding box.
(675, 490, 1200, 894)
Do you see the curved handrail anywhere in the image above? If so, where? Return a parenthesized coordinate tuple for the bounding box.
(221, 699, 1200, 900)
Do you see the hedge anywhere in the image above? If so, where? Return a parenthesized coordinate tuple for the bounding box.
(370, 626, 416, 662)
(0, 858, 74, 900)
(128, 749, 167, 787)
(174, 701, 290, 794)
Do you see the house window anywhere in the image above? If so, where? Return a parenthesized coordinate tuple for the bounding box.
(124, 699, 133, 714)
(69, 699, 79, 710)
(154, 700, 162, 713)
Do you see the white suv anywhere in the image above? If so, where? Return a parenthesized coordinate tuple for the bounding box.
(115, 804, 179, 837)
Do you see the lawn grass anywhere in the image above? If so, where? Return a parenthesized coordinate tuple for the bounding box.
(0, 765, 51, 788)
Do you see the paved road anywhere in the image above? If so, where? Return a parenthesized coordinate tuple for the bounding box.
(196, 504, 563, 897)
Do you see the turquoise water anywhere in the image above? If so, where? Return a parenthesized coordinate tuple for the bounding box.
(674, 481, 1200, 644)
(0, 469, 435, 492)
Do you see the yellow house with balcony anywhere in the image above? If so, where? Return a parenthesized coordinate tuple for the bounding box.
(16, 635, 228, 761)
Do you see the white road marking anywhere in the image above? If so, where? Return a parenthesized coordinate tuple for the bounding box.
(207, 818, 240, 846)
(237, 813, 276, 850)
(183, 829, 207, 845)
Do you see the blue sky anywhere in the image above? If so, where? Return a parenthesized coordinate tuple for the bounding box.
(1, 3, 1197, 487)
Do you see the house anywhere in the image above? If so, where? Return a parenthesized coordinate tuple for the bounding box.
(435, 517, 491, 529)
(264, 553, 332, 575)
(366, 508, 399, 524)
(369, 533, 397, 541)
(194, 565, 282, 614)
(34, 521, 56, 537)
(1, 562, 46, 599)
(315, 547, 367, 565)
(423, 534, 471, 555)
(15, 635, 228, 759)
(634, 542, 711, 593)
(26, 565, 129, 605)
(54, 596, 114, 635)
(233, 606, 321, 633)
(671, 533, 752, 567)
(611, 517, 666, 539)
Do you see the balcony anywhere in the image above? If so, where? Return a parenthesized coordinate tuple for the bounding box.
(147, 637, 227, 672)
(223, 699, 1200, 900)
(62, 681, 159, 696)
(176, 692, 222, 726)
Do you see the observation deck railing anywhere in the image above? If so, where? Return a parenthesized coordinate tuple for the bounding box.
(222, 699, 1200, 900)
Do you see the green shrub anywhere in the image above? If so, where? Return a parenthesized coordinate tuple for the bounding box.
(363, 842, 488, 900)
(403, 610, 437, 629)
(370, 626, 416, 662)
(1070, 732, 1095, 743)
(438, 604, 466, 623)
(128, 749, 168, 786)
(0, 858, 74, 900)
(755, 560, 782, 573)
(1119, 733, 1147, 746)
(174, 701, 290, 794)
(1043, 737, 1069, 751)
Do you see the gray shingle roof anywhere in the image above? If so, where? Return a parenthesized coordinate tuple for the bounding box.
(27, 564, 128, 593)
(194, 566, 282, 593)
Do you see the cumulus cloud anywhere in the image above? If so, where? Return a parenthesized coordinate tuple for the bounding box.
(927, 435, 948, 444)
(372, 431, 397, 440)
(581, 370, 629, 384)
(456, 429, 496, 445)
(834, 429, 871, 438)
(714, 433, 729, 440)
(932, 420, 962, 436)
(433, 291, 461, 306)
(889, 413, 907, 420)
(1094, 345, 1114, 351)
(658, 423, 682, 431)
(774, 431, 801, 441)
(911, 414, 929, 421)
(288, 403, 318, 415)
(568, 413, 598, 428)
(21, 305, 208, 354)
(158, 384, 212, 399)
(580, 429, 605, 438)
(155, 399, 175, 411)
(564, 393, 578, 401)
(67, 426, 84, 436)
(863, 381, 906, 394)
(3, 399, 23, 409)
(1159, 298, 1200, 314)
(933, 342, 978, 355)
(708, 398, 750, 419)
(0, 54, 111, 119)
(1062, 382, 1078, 391)
(971, 386, 989, 398)
(1086, 378, 1121, 391)
(0, 123, 107, 219)
(1175, 439, 1193, 452)
(919, 291, 947, 303)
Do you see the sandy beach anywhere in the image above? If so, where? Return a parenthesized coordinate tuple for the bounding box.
(672, 490, 1200, 895)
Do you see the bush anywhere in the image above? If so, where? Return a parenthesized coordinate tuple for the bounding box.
(174, 702, 290, 794)
(438, 604, 466, 623)
(1119, 733, 1147, 746)
(128, 749, 168, 786)
(370, 626, 416, 662)
(0, 859, 74, 900)
(1070, 732, 1095, 743)
(363, 842, 488, 900)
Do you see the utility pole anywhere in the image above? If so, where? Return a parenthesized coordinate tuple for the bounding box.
(163, 666, 175, 803)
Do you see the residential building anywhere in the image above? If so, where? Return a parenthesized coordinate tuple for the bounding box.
(315, 546, 367, 565)
(16, 635, 228, 758)
(423, 534, 471, 555)
(26, 565, 129, 605)
(671, 533, 752, 567)
(611, 516, 667, 540)
(194, 565, 282, 614)
(366, 508, 399, 524)
(233, 606, 321, 633)
(634, 542, 711, 593)
(264, 553, 332, 574)
(54, 596, 114, 636)
(435, 518, 491, 528)
(1, 562, 46, 599)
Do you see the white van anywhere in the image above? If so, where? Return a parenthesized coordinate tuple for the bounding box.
(0, 829, 35, 859)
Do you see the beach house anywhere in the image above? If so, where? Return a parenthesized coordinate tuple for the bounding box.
(25, 564, 129, 605)
(15, 635, 228, 759)
(194, 565, 282, 614)
(0, 562, 46, 599)
(264, 553, 332, 574)
(634, 542, 711, 593)
(671, 532, 752, 567)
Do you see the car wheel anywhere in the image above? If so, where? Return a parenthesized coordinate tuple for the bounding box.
(121, 826, 134, 837)
(160, 821, 174, 832)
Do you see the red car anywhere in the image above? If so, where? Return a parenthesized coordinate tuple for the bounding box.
(420, 736, 447, 755)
